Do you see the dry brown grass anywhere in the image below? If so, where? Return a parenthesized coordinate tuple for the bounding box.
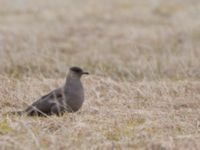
(0, 0, 200, 149)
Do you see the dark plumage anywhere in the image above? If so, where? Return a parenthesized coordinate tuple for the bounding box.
(14, 67, 89, 116)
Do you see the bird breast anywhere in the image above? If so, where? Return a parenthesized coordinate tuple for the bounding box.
(65, 82, 84, 111)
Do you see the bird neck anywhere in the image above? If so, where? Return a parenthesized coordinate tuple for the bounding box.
(65, 72, 81, 88)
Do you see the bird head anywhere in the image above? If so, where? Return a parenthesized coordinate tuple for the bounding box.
(69, 67, 89, 78)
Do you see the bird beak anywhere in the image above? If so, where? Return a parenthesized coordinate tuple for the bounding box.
(82, 72, 89, 75)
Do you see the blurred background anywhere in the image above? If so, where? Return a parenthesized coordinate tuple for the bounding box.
(0, 0, 200, 81)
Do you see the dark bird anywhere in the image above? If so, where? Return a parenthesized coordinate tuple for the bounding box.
(14, 67, 89, 116)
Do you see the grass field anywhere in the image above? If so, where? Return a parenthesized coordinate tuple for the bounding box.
(0, 0, 200, 149)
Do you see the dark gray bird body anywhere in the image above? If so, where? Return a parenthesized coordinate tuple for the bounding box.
(16, 67, 89, 116)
